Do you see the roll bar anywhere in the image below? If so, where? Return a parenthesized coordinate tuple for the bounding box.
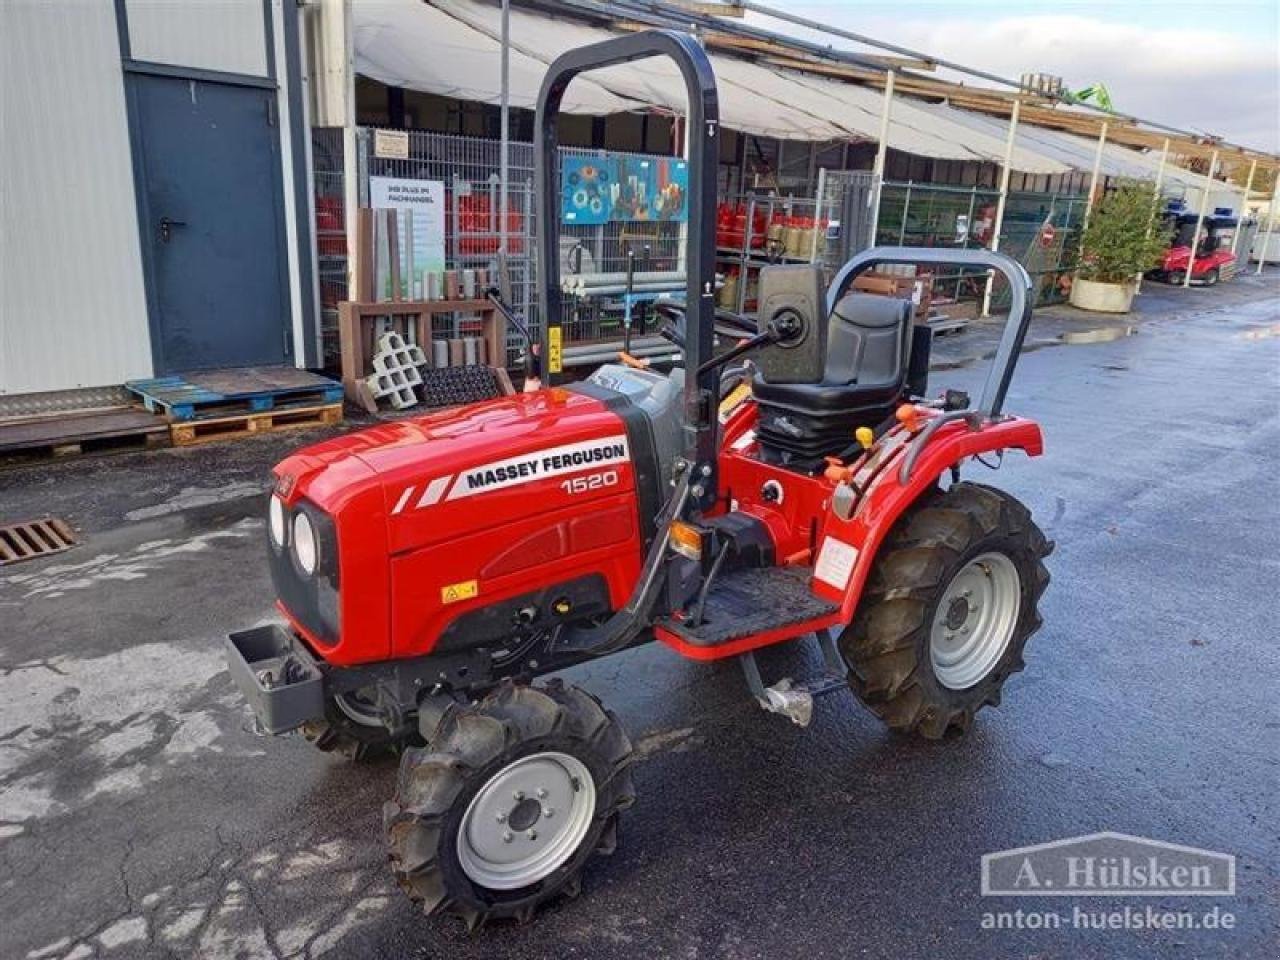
(535, 30, 721, 511)
(827, 247, 1035, 420)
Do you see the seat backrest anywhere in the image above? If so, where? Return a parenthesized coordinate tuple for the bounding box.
(824, 293, 913, 389)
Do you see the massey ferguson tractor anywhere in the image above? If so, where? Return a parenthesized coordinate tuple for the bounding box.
(227, 32, 1051, 928)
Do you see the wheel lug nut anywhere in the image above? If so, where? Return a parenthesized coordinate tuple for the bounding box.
(544, 807, 555, 818)
(502, 831, 513, 843)
(495, 812, 507, 823)
(513, 790, 524, 801)
(536, 787, 548, 799)
(527, 830, 538, 841)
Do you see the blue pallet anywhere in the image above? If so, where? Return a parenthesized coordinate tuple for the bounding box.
(127, 370, 344, 422)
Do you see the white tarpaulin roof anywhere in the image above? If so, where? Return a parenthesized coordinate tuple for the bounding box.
(422, 0, 1066, 170)
(914, 102, 1207, 189)
(353, 1, 633, 114)
(353, 0, 1187, 180)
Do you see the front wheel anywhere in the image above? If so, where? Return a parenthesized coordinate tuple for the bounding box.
(301, 689, 410, 761)
(384, 680, 634, 928)
(839, 482, 1052, 739)
(1201, 267, 1220, 287)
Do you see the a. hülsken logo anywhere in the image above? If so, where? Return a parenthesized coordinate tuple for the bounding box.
(982, 832, 1235, 897)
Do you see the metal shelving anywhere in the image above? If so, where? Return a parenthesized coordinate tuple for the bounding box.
(715, 193, 828, 316)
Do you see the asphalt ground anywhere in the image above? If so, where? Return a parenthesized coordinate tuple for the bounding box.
(2, 271, 1277, 959)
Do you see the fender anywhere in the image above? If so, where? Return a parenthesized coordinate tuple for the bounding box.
(812, 416, 1043, 621)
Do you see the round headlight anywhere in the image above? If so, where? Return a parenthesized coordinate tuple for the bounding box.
(292, 511, 318, 575)
(268, 496, 287, 547)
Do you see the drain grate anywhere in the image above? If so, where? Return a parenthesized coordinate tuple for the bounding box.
(0, 518, 77, 565)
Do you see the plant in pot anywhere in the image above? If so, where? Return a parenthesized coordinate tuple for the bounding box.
(1070, 180, 1173, 313)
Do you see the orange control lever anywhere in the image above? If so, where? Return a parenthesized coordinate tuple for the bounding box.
(896, 403, 931, 434)
(824, 456, 854, 484)
(618, 351, 650, 370)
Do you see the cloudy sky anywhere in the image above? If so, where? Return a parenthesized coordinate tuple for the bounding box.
(751, 1, 1279, 153)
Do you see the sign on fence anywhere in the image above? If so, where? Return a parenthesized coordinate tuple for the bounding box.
(369, 176, 447, 299)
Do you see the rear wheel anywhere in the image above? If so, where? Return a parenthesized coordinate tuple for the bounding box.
(839, 481, 1051, 739)
(384, 679, 634, 927)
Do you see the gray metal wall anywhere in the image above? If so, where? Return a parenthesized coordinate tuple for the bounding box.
(1, 0, 314, 396)
(1, 1, 152, 396)
(126, 0, 269, 77)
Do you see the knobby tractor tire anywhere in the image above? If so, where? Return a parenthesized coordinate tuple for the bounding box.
(384, 679, 635, 928)
(301, 694, 407, 762)
(839, 481, 1052, 739)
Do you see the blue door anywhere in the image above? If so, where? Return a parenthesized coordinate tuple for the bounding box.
(130, 74, 291, 372)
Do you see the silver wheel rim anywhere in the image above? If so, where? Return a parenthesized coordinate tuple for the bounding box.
(457, 751, 596, 890)
(929, 551, 1022, 690)
(334, 689, 383, 728)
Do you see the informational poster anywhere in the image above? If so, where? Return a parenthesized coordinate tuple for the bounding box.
(369, 176, 446, 299)
(561, 154, 688, 225)
(373, 128, 410, 160)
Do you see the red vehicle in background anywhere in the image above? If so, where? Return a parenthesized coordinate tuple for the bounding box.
(1148, 203, 1238, 286)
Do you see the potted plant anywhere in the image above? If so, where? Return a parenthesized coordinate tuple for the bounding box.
(1070, 180, 1173, 313)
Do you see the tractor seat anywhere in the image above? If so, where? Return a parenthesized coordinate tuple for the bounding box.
(754, 293, 914, 466)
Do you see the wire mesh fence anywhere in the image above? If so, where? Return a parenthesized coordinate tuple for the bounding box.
(312, 129, 1108, 370)
(313, 127, 690, 367)
(875, 181, 1086, 307)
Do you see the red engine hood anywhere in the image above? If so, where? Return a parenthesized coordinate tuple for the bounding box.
(282, 387, 634, 555)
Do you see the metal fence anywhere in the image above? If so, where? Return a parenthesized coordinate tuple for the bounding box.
(312, 129, 1118, 370)
(312, 127, 687, 366)
(876, 181, 1087, 306)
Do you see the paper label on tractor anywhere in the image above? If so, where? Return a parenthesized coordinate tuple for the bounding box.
(814, 537, 859, 590)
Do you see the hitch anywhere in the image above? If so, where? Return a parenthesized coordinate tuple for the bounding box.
(738, 628, 848, 727)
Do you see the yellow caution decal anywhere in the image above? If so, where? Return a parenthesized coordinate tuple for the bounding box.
(441, 579, 479, 604)
(548, 327, 563, 374)
(718, 381, 752, 423)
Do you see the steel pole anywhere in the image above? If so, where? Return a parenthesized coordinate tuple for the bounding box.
(336, 0, 360, 301)
(1136, 136, 1171, 295)
(869, 69, 895, 247)
(1255, 178, 1278, 276)
(982, 97, 1021, 317)
(1184, 149, 1218, 288)
(1230, 158, 1256, 257)
(1083, 121, 1108, 228)
(498, 0, 510, 255)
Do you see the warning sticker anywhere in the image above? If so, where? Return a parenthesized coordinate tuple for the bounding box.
(548, 327, 563, 374)
(814, 537, 859, 590)
(441, 579, 479, 604)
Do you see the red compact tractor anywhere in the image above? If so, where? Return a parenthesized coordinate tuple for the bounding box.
(1147, 202, 1238, 286)
(228, 32, 1052, 928)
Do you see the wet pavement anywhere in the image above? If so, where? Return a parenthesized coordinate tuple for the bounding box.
(2, 272, 1278, 959)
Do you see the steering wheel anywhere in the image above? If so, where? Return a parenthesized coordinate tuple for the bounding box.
(653, 302, 757, 349)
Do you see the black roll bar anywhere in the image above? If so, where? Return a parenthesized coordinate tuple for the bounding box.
(827, 247, 1035, 420)
(535, 30, 721, 511)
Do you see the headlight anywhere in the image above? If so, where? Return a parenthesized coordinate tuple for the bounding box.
(268, 496, 287, 547)
(293, 511, 318, 575)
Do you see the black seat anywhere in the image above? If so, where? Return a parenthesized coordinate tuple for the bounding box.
(754, 293, 915, 466)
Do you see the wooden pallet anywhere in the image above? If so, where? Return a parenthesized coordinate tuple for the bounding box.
(0, 407, 170, 467)
(169, 403, 343, 446)
(127, 367, 344, 421)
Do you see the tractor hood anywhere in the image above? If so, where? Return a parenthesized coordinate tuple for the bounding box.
(295, 387, 634, 554)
